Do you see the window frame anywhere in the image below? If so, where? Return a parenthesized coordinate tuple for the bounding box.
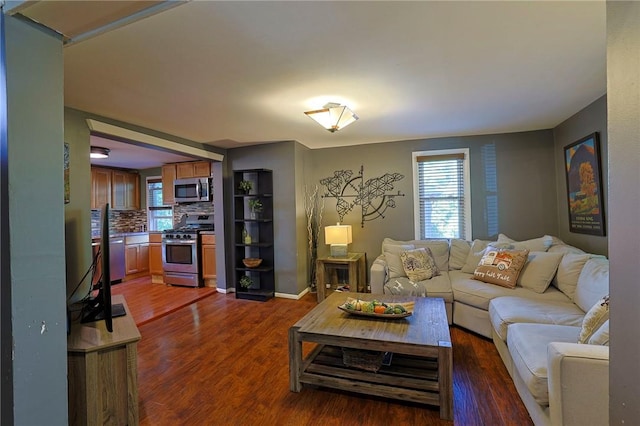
(146, 176, 173, 232)
(412, 148, 472, 240)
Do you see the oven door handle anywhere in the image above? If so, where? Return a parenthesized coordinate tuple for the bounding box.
(163, 239, 197, 244)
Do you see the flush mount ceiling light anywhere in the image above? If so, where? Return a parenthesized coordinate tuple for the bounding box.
(90, 146, 110, 159)
(304, 102, 359, 133)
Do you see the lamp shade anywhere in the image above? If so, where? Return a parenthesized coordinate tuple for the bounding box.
(305, 103, 358, 133)
(325, 224, 353, 245)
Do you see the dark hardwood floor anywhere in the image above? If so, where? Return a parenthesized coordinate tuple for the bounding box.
(115, 277, 533, 425)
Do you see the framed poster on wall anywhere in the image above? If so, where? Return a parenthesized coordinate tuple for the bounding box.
(564, 132, 605, 236)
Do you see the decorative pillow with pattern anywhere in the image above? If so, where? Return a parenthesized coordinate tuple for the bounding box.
(579, 295, 609, 344)
(472, 248, 530, 289)
(400, 248, 438, 282)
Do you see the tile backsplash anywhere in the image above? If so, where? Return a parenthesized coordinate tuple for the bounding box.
(91, 201, 214, 237)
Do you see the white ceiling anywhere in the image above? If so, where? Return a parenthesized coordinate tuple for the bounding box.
(17, 1, 607, 168)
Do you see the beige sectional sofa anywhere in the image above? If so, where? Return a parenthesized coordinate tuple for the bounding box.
(370, 235, 609, 426)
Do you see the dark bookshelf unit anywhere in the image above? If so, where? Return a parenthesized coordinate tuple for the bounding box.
(233, 169, 274, 301)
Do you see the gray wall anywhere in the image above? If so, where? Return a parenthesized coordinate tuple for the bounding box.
(607, 2, 640, 423)
(226, 142, 306, 296)
(553, 95, 608, 255)
(5, 16, 68, 425)
(308, 130, 558, 270)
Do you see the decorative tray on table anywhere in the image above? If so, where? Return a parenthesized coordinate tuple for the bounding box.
(338, 297, 413, 319)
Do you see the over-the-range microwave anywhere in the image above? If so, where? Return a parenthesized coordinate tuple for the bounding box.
(174, 177, 212, 203)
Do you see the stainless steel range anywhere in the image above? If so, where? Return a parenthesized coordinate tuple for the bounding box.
(162, 213, 214, 287)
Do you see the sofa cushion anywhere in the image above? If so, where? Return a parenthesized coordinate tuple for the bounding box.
(508, 323, 581, 406)
(449, 238, 471, 270)
(473, 248, 529, 289)
(517, 251, 563, 293)
(382, 243, 415, 279)
(400, 248, 438, 281)
(552, 253, 592, 300)
(574, 257, 609, 313)
(578, 295, 609, 344)
(496, 234, 553, 252)
(450, 270, 570, 311)
(384, 275, 453, 302)
(588, 319, 610, 346)
(489, 296, 584, 342)
(461, 239, 495, 273)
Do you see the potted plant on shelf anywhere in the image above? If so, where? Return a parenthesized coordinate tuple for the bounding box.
(238, 180, 252, 194)
(248, 198, 263, 219)
(239, 275, 253, 289)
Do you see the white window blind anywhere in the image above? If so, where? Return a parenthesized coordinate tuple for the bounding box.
(413, 149, 471, 239)
(147, 177, 173, 231)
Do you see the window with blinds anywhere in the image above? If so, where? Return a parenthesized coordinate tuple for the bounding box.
(147, 177, 173, 231)
(413, 149, 471, 240)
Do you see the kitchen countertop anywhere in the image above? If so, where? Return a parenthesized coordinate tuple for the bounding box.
(200, 231, 215, 235)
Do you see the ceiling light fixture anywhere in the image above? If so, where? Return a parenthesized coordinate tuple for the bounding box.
(304, 102, 358, 133)
(90, 146, 110, 159)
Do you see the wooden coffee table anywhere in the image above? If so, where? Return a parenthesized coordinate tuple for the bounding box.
(289, 292, 452, 420)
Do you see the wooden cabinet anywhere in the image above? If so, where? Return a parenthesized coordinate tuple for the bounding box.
(91, 167, 111, 209)
(91, 167, 139, 210)
(67, 295, 140, 426)
(124, 234, 149, 278)
(161, 164, 177, 206)
(176, 160, 211, 179)
(201, 234, 217, 287)
(111, 170, 140, 210)
(149, 233, 163, 284)
(234, 169, 274, 301)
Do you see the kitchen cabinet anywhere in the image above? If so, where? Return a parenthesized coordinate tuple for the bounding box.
(161, 164, 176, 205)
(176, 161, 211, 179)
(233, 169, 274, 301)
(201, 233, 217, 287)
(91, 167, 111, 209)
(124, 234, 149, 279)
(91, 167, 139, 210)
(111, 170, 140, 210)
(149, 233, 163, 284)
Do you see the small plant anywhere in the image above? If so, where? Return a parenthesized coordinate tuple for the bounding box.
(238, 180, 252, 194)
(239, 275, 253, 288)
(248, 198, 263, 214)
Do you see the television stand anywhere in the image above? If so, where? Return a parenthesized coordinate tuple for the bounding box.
(67, 295, 141, 426)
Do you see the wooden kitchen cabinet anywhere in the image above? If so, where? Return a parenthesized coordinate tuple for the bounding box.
(91, 167, 111, 209)
(91, 167, 139, 210)
(149, 233, 164, 284)
(176, 161, 211, 179)
(124, 234, 149, 279)
(161, 164, 177, 205)
(201, 234, 216, 287)
(111, 170, 140, 210)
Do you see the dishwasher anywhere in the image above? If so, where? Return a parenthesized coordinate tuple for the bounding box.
(109, 236, 125, 283)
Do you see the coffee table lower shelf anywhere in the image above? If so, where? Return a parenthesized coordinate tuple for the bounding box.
(298, 344, 442, 408)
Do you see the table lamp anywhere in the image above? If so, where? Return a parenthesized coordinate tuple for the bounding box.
(324, 223, 353, 258)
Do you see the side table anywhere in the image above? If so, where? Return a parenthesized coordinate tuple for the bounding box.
(316, 252, 366, 302)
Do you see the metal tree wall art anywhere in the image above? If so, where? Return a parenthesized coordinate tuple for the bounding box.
(320, 165, 404, 227)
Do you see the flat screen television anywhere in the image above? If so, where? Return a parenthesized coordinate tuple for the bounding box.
(81, 203, 126, 332)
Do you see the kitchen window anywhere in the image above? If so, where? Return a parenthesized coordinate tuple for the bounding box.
(147, 177, 173, 231)
(412, 149, 471, 240)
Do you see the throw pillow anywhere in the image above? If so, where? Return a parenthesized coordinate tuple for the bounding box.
(461, 239, 495, 273)
(578, 295, 610, 344)
(382, 244, 415, 279)
(496, 234, 553, 252)
(400, 248, 438, 282)
(472, 248, 529, 289)
(588, 319, 610, 346)
(517, 251, 564, 293)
